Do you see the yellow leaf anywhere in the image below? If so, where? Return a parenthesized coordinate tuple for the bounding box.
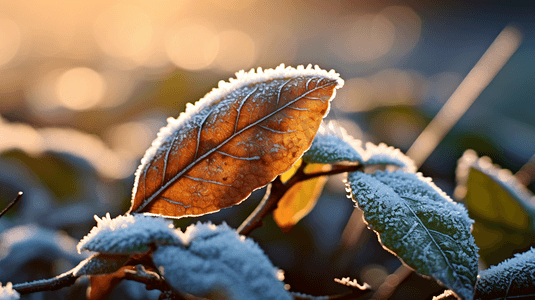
(274, 163, 329, 232)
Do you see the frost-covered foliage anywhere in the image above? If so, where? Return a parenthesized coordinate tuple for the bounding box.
(347, 170, 478, 300)
(475, 247, 535, 299)
(153, 222, 291, 300)
(302, 121, 364, 164)
(72, 253, 129, 276)
(0, 283, 19, 300)
(0, 224, 86, 280)
(77, 213, 182, 254)
(362, 142, 417, 173)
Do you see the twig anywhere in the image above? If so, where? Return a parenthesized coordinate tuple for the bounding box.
(406, 25, 522, 168)
(238, 163, 363, 236)
(13, 271, 79, 295)
(0, 191, 23, 219)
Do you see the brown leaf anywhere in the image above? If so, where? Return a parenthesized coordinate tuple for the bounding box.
(87, 266, 130, 300)
(274, 162, 329, 232)
(129, 64, 343, 218)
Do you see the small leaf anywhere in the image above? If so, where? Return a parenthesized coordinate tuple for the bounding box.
(302, 121, 364, 164)
(475, 247, 535, 300)
(456, 150, 535, 231)
(87, 268, 129, 300)
(347, 170, 478, 300)
(362, 142, 417, 172)
(152, 222, 291, 299)
(72, 253, 130, 276)
(0, 282, 19, 300)
(273, 163, 329, 232)
(129, 64, 343, 218)
(455, 150, 535, 265)
(77, 213, 182, 254)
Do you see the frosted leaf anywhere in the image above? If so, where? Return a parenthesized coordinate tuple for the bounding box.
(77, 213, 181, 254)
(72, 253, 130, 276)
(152, 222, 291, 300)
(347, 170, 478, 300)
(475, 247, 535, 299)
(130, 63, 343, 218)
(362, 142, 417, 173)
(455, 149, 535, 229)
(0, 283, 19, 300)
(334, 277, 370, 290)
(302, 121, 364, 164)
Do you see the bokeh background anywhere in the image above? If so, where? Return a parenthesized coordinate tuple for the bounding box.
(0, 0, 534, 299)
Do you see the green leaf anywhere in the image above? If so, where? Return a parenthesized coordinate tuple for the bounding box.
(455, 150, 535, 265)
(456, 150, 535, 230)
(347, 170, 478, 300)
(475, 247, 535, 300)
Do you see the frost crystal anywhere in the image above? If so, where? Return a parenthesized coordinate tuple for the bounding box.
(0, 283, 19, 300)
(77, 213, 182, 254)
(302, 121, 364, 164)
(132, 64, 344, 202)
(347, 170, 478, 300)
(153, 222, 291, 300)
(362, 142, 417, 172)
(476, 247, 535, 299)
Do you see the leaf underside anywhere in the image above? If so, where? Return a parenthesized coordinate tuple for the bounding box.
(348, 171, 478, 300)
(130, 74, 339, 218)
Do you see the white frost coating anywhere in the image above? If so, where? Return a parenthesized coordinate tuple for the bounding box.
(153, 222, 291, 300)
(302, 120, 365, 164)
(476, 247, 535, 298)
(0, 283, 19, 300)
(132, 64, 344, 201)
(363, 142, 417, 173)
(77, 213, 182, 254)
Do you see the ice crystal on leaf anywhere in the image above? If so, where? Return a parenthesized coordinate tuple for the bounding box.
(302, 121, 364, 164)
(362, 142, 417, 172)
(77, 213, 181, 254)
(347, 170, 478, 300)
(0, 283, 19, 300)
(152, 222, 291, 300)
(475, 247, 535, 299)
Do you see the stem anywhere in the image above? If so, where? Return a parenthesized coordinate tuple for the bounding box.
(0, 191, 23, 219)
(13, 271, 79, 295)
(238, 163, 363, 236)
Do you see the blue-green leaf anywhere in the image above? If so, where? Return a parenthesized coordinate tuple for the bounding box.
(475, 247, 535, 300)
(302, 121, 364, 164)
(362, 142, 416, 172)
(347, 170, 478, 300)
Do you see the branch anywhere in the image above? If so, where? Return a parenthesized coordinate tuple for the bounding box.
(13, 271, 79, 295)
(238, 163, 363, 236)
(0, 191, 23, 219)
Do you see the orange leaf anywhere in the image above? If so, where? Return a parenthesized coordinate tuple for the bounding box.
(129, 64, 343, 218)
(274, 163, 330, 232)
(87, 266, 130, 300)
